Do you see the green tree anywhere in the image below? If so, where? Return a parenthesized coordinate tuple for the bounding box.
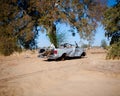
(101, 39, 107, 49)
(103, 1, 120, 59)
(81, 43, 89, 48)
(0, 0, 107, 55)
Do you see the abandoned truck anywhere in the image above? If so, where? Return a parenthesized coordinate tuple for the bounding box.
(38, 43, 86, 60)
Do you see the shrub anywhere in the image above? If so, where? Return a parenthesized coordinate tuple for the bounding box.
(106, 42, 120, 59)
(101, 39, 107, 49)
(0, 39, 22, 56)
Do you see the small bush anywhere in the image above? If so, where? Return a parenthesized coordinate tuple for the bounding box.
(0, 39, 22, 56)
(101, 39, 107, 49)
(106, 42, 120, 59)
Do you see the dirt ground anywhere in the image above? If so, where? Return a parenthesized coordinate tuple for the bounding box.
(0, 48, 120, 96)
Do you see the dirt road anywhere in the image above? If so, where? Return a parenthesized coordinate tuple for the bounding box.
(0, 48, 120, 96)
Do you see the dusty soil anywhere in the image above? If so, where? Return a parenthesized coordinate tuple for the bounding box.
(0, 48, 120, 96)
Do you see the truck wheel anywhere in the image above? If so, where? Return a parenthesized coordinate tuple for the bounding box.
(81, 52, 86, 57)
(61, 53, 66, 61)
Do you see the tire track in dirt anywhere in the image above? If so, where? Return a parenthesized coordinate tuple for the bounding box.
(0, 62, 83, 83)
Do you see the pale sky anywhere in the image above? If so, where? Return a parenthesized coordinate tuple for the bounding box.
(36, 23, 110, 47)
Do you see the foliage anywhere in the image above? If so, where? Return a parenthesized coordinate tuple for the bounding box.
(106, 42, 120, 59)
(81, 43, 89, 48)
(47, 26, 67, 48)
(103, 2, 120, 39)
(57, 33, 66, 47)
(56, 0, 107, 41)
(0, 37, 22, 56)
(100, 39, 107, 49)
(0, 0, 107, 56)
(103, 1, 120, 59)
(0, 0, 35, 55)
(47, 25, 58, 48)
(35, 0, 106, 48)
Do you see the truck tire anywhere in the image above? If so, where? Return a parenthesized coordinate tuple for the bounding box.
(61, 53, 66, 61)
(57, 53, 66, 61)
(81, 52, 86, 57)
